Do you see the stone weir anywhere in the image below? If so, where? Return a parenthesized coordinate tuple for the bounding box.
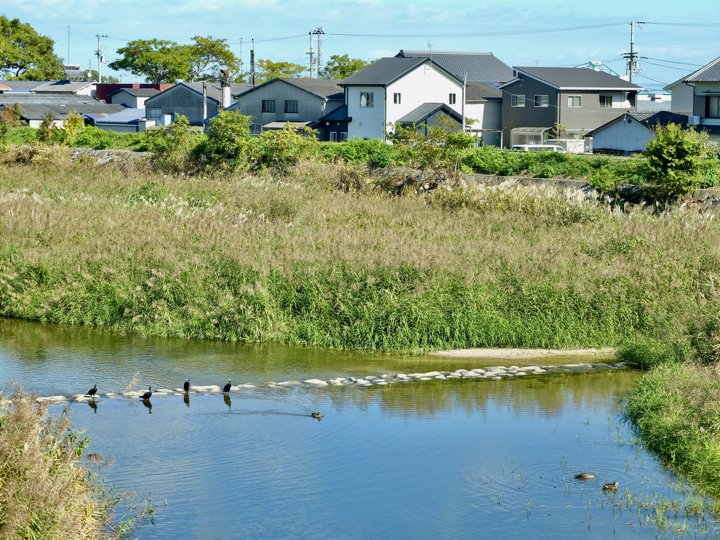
(22, 361, 635, 407)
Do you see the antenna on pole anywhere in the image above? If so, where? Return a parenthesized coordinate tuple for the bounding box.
(95, 34, 107, 83)
(237, 37, 244, 82)
(67, 25, 71, 65)
(250, 38, 256, 87)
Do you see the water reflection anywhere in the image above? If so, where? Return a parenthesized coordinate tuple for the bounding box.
(223, 394, 231, 410)
(184, 393, 190, 408)
(141, 399, 152, 414)
(88, 400, 97, 414)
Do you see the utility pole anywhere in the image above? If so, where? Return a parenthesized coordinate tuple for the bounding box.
(623, 21, 645, 83)
(309, 27, 324, 77)
(95, 34, 107, 83)
(67, 25, 71, 65)
(203, 81, 207, 131)
(307, 32, 315, 78)
(237, 37, 244, 82)
(461, 72, 466, 134)
(250, 38, 255, 87)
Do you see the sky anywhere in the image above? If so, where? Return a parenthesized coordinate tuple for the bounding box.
(5, 0, 720, 90)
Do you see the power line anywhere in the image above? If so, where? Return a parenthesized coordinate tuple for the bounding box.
(643, 57, 705, 67)
(326, 22, 626, 38)
(642, 60, 694, 71)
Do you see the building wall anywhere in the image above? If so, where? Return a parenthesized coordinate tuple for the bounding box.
(667, 82, 694, 112)
(346, 86, 387, 140)
(465, 101, 501, 146)
(96, 123, 138, 133)
(591, 116, 654, 153)
(234, 81, 341, 130)
(501, 78, 559, 147)
(557, 91, 633, 135)
(144, 85, 218, 126)
(110, 91, 140, 108)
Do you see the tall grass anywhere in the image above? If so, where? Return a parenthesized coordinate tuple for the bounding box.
(0, 386, 153, 539)
(1, 159, 719, 352)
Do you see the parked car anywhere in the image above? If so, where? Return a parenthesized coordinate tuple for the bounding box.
(511, 144, 566, 153)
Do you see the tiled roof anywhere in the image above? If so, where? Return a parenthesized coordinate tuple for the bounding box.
(683, 56, 720, 83)
(0, 81, 46, 92)
(32, 80, 96, 93)
(465, 81, 502, 101)
(509, 67, 641, 91)
(3, 102, 125, 120)
(341, 57, 460, 86)
(236, 78, 344, 100)
(396, 50, 513, 84)
(586, 111, 690, 137)
(180, 82, 251, 102)
(109, 88, 160, 98)
(397, 102, 463, 124)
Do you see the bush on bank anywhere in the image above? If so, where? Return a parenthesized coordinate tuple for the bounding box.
(0, 387, 153, 539)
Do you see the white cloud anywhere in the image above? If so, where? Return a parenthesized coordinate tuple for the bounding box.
(366, 49, 391, 60)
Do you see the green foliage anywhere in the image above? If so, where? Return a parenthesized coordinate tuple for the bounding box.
(616, 335, 685, 370)
(37, 113, 58, 143)
(323, 138, 394, 168)
(255, 125, 318, 173)
(690, 317, 720, 365)
(193, 110, 258, 172)
(0, 16, 63, 80)
(254, 59, 306, 83)
(71, 126, 144, 151)
(61, 111, 85, 146)
(645, 123, 717, 197)
(320, 54, 371, 79)
(186, 35, 239, 82)
(3, 127, 38, 144)
(389, 115, 474, 171)
(109, 39, 191, 84)
(143, 116, 199, 173)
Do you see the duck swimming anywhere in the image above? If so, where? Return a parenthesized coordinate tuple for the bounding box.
(311, 412, 322, 419)
(602, 481, 619, 491)
(575, 473, 595, 480)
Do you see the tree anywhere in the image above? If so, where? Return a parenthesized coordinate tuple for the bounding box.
(320, 54, 370, 79)
(109, 39, 190, 83)
(187, 36, 239, 82)
(645, 122, 716, 197)
(0, 16, 63, 80)
(255, 59, 306, 83)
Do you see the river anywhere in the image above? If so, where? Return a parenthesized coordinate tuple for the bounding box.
(0, 318, 715, 539)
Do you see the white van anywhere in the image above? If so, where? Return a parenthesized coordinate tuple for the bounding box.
(511, 144, 566, 153)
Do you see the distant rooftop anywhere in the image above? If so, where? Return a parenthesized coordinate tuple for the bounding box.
(177, 82, 251, 102)
(236, 78, 344, 100)
(108, 87, 160, 98)
(679, 56, 720, 83)
(341, 57, 460, 87)
(95, 108, 147, 125)
(396, 50, 513, 84)
(506, 67, 642, 91)
(33, 80, 96, 93)
(465, 81, 502, 101)
(0, 81, 45, 92)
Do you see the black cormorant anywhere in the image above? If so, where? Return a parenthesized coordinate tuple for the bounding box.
(86, 384, 97, 398)
(183, 378, 190, 392)
(223, 379, 231, 393)
(140, 386, 152, 400)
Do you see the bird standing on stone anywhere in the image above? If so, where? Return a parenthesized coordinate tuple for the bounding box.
(86, 384, 97, 398)
(140, 386, 153, 400)
(184, 378, 190, 392)
(223, 379, 231, 393)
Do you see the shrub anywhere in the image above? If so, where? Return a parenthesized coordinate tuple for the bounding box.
(645, 123, 717, 197)
(37, 113, 59, 143)
(143, 115, 198, 174)
(193, 110, 259, 172)
(256, 125, 318, 174)
(616, 335, 687, 370)
(331, 138, 394, 168)
(62, 111, 85, 146)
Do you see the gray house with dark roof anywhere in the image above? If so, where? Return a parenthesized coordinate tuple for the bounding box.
(223, 78, 344, 138)
(108, 88, 159, 108)
(665, 56, 720, 141)
(395, 50, 512, 85)
(586, 111, 689, 154)
(499, 67, 642, 149)
(144, 82, 250, 126)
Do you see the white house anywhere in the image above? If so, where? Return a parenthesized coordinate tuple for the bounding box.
(586, 111, 689, 154)
(664, 56, 720, 141)
(339, 57, 465, 141)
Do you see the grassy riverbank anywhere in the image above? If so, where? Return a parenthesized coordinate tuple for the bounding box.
(1, 158, 720, 352)
(0, 387, 152, 539)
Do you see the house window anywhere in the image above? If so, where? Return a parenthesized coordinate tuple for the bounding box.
(534, 95, 548, 107)
(599, 95, 613, 108)
(284, 100, 298, 113)
(568, 96, 582, 108)
(262, 100, 275, 113)
(341, 132, 348, 142)
(250, 123, 262, 135)
(708, 96, 720, 118)
(360, 92, 374, 107)
(329, 132, 337, 142)
(449, 93, 456, 105)
(394, 93, 401, 104)
(511, 95, 525, 107)
(147, 107, 161, 119)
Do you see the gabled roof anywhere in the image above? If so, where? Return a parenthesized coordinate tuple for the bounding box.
(501, 67, 641, 91)
(665, 56, 720, 88)
(108, 88, 160, 98)
(0, 93, 98, 104)
(0, 81, 46, 92)
(0, 101, 125, 121)
(236, 78, 344, 100)
(32, 80, 97, 93)
(146, 82, 251, 105)
(465, 81, 502, 101)
(340, 57, 462, 87)
(318, 104, 351, 122)
(397, 102, 463, 125)
(396, 50, 513, 84)
(586, 111, 690, 137)
(95, 108, 147, 125)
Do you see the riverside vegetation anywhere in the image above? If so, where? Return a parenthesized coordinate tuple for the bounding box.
(2, 112, 720, 504)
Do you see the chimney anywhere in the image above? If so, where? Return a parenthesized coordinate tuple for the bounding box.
(220, 69, 231, 109)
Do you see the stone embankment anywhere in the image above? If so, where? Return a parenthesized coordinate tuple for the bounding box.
(70, 147, 149, 166)
(22, 361, 633, 407)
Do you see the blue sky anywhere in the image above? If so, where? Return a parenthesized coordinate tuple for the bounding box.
(7, 0, 720, 90)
